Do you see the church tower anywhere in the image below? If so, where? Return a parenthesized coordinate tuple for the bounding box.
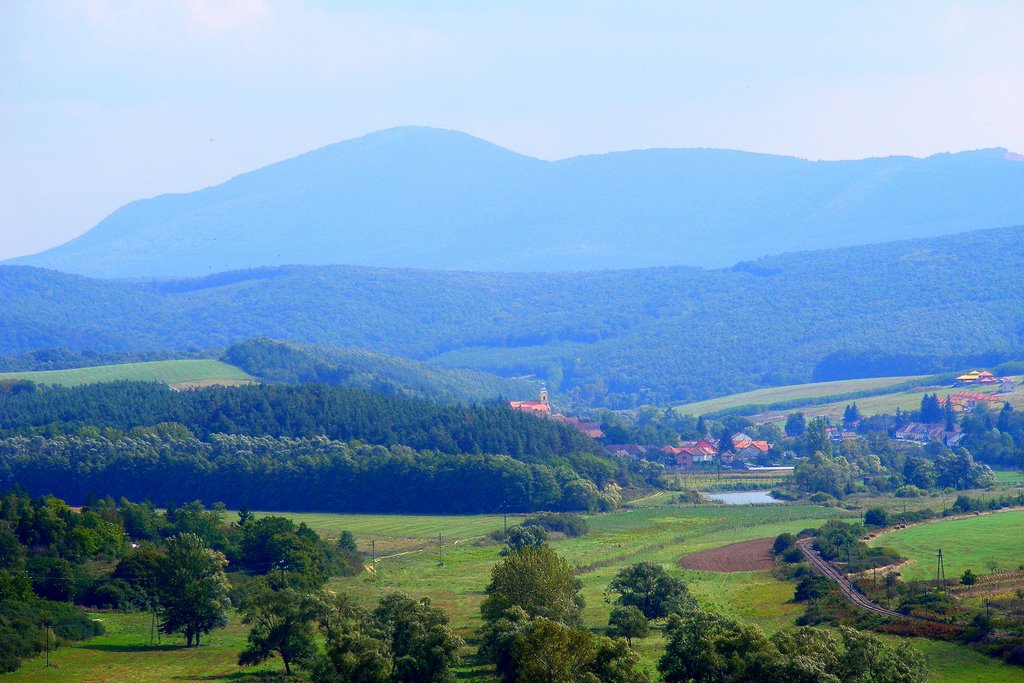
(539, 385, 548, 405)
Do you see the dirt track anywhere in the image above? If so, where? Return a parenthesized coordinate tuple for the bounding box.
(679, 537, 775, 572)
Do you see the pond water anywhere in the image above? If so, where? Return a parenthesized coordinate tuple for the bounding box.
(704, 491, 781, 505)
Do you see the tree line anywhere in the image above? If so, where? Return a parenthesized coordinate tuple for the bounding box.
(0, 432, 647, 513)
(0, 381, 601, 459)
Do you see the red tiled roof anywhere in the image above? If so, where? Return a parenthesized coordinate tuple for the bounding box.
(509, 400, 551, 413)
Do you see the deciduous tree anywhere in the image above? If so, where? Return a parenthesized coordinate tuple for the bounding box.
(237, 585, 318, 675)
(608, 561, 693, 620)
(480, 546, 584, 626)
(156, 533, 230, 647)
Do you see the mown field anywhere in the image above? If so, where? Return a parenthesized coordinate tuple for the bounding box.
(867, 508, 1024, 582)
(671, 372, 1024, 422)
(671, 375, 927, 416)
(760, 382, 1024, 423)
(0, 359, 254, 388)
(8, 500, 1022, 682)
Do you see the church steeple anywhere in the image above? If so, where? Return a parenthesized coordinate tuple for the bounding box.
(539, 384, 548, 405)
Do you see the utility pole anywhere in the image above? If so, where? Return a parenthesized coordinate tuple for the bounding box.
(371, 540, 375, 565)
(935, 548, 946, 593)
(437, 533, 443, 566)
(276, 561, 288, 588)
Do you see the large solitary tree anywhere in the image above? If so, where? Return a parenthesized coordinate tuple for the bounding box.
(480, 546, 584, 626)
(157, 533, 230, 647)
(608, 562, 693, 620)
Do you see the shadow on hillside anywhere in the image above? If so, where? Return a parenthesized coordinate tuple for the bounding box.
(178, 673, 287, 681)
(82, 643, 188, 653)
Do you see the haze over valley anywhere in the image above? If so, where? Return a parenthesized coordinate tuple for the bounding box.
(3, 4, 1024, 681)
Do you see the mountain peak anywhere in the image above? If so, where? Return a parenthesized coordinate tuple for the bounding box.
(7, 130, 1024, 278)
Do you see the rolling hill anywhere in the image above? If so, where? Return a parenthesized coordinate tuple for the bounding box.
(2, 226, 1023, 408)
(0, 359, 253, 389)
(671, 370, 1024, 422)
(220, 338, 537, 403)
(7, 127, 1024, 278)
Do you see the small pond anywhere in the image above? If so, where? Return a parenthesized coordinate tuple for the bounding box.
(704, 491, 781, 505)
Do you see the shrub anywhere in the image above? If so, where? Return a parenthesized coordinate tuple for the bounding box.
(794, 575, 832, 602)
(772, 533, 796, 556)
(782, 547, 804, 563)
(677, 490, 703, 504)
(895, 485, 922, 498)
(520, 512, 589, 537)
(808, 492, 839, 506)
(863, 508, 888, 527)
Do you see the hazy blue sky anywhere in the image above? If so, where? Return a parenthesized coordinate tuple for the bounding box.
(2, 1, 1022, 260)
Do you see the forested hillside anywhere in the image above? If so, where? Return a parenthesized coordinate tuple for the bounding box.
(2, 226, 1023, 407)
(0, 382, 641, 513)
(222, 338, 536, 403)
(8, 127, 1024, 277)
(0, 382, 599, 457)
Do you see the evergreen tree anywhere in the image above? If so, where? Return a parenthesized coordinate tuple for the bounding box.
(785, 413, 806, 437)
(919, 393, 943, 423)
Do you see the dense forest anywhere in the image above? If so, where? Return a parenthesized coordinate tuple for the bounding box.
(0, 434, 636, 513)
(2, 226, 1023, 409)
(0, 382, 649, 513)
(0, 381, 599, 457)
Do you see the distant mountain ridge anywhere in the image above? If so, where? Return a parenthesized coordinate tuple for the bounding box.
(8, 126, 1024, 277)
(2, 225, 1022, 408)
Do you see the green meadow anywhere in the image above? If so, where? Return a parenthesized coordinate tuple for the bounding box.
(6, 501, 1020, 681)
(991, 469, 1024, 487)
(867, 508, 1024, 581)
(671, 375, 927, 416)
(0, 359, 253, 388)
(781, 383, 1024, 423)
(670, 372, 1024, 422)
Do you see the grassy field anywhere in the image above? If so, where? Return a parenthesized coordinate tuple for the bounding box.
(762, 382, 1024, 423)
(6, 501, 1019, 681)
(991, 469, 1024, 487)
(2, 609, 272, 683)
(672, 375, 928, 416)
(0, 359, 254, 388)
(867, 509, 1024, 582)
(663, 470, 793, 492)
(671, 372, 1024, 422)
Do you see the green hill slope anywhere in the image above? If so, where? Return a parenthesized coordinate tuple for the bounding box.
(2, 226, 1023, 408)
(673, 371, 1024, 421)
(221, 338, 537, 402)
(0, 359, 253, 388)
(672, 375, 931, 416)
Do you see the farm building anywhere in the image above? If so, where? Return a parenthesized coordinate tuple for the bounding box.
(955, 369, 997, 386)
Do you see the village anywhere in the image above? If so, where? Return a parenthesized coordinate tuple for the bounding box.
(509, 369, 1019, 471)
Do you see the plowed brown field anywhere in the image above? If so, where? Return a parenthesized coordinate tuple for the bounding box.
(679, 537, 775, 572)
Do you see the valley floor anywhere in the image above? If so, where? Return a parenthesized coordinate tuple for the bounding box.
(6, 496, 1022, 682)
